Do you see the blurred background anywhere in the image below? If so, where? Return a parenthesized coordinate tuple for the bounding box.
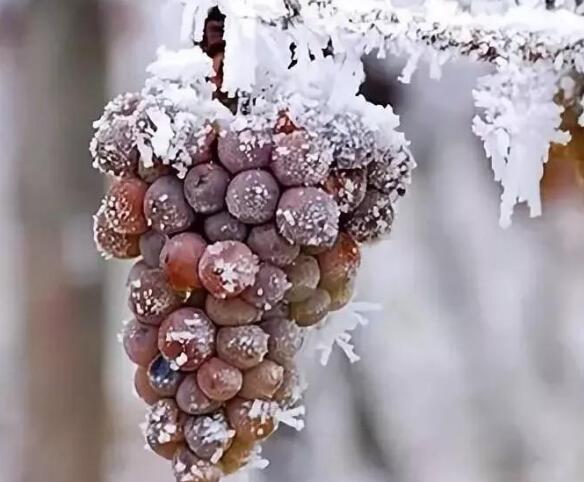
(2, 1, 584, 482)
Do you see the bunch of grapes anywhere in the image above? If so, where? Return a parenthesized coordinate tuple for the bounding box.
(90, 61, 411, 479)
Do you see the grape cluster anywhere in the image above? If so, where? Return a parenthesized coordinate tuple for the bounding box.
(91, 87, 411, 480)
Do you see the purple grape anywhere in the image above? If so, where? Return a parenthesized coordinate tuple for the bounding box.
(271, 130, 332, 186)
(128, 268, 181, 325)
(241, 263, 290, 310)
(144, 176, 195, 235)
(205, 295, 261, 327)
(93, 208, 140, 260)
(324, 168, 368, 214)
(226, 170, 280, 225)
(247, 224, 300, 268)
(176, 374, 222, 415)
(139, 230, 168, 268)
(261, 318, 305, 367)
(90, 116, 138, 177)
(172, 447, 223, 482)
(343, 189, 394, 242)
(147, 355, 185, 397)
(276, 187, 339, 248)
(145, 399, 185, 460)
(217, 127, 272, 174)
(204, 211, 248, 243)
(184, 413, 235, 462)
(172, 117, 216, 167)
(184, 163, 230, 214)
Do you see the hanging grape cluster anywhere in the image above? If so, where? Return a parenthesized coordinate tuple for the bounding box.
(89, 8, 413, 482)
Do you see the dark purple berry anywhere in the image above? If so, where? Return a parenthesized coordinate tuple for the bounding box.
(140, 230, 168, 268)
(144, 176, 195, 235)
(343, 189, 394, 242)
(147, 355, 185, 397)
(128, 268, 181, 325)
(204, 211, 248, 243)
(184, 163, 230, 214)
(247, 224, 300, 268)
(217, 127, 272, 174)
(226, 170, 280, 225)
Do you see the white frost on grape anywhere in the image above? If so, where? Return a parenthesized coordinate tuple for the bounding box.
(305, 300, 382, 366)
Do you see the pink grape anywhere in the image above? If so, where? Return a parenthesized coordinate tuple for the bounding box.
(284, 255, 320, 303)
(93, 208, 140, 260)
(216, 326, 269, 370)
(226, 170, 280, 225)
(160, 233, 207, 292)
(343, 189, 394, 242)
(102, 177, 148, 234)
(122, 319, 159, 367)
(323, 168, 367, 214)
(176, 374, 222, 415)
(147, 355, 185, 397)
(145, 399, 185, 461)
(197, 357, 243, 402)
(172, 447, 223, 482)
(90, 116, 138, 178)
(144, 176, 195, 235)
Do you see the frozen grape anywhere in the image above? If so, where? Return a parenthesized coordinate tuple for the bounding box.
(126, 260, 150, 287)
(102, 177, 148, 234)
(172, 117, 216, 167)
(276, 187, 339, 248)
(262, 301, 290, 320)
(205, 296, 260, 327)
(101, 92, 141, 122)
(173, 446, 223, 482)
(134, 366, 162, 405)
(198, 241, 259, 299)
(140, 230, 168, 268)
(216, 326, 269, 370)
(217, 127, 272, 174)
(128, 268, 181, 325)
(241, 263, 290, 310)
(273, 366, 303, 409)
(225, 398, 277, 442)
(184, 163, 230, 214)
(271, 130, 331, 186)
(239, 360, 284, 401)
(147, 355, 185, 397)
(144, 176, 195, 235)
(284, 255, 320, 303)
(261, 318, 304, 367)
(290, 288, 331, 327)
(367, 152, 412, 197)
(324, 168, 367, 214)
(197, 357, 243, 402)
(158, 308, 216, 372)
(93, 209, 140, 259)
(176, 374, 222, 415)
(184, 413, 235, 462)
(204, 211, 248, 243)
(326, 277, 356, 311)
(145, 399, 185, 461)
(226, 170, 280, 225)
(247, 224, 300, 268)
(122, 319, 159, 367)
(317, 232, 361, 290)
(139, 157, 172, 184)
(219, 437, 256, 475)
(343, 189, 394, 242)
(160, 233, 207, 292)
(90, 116, 138, 177)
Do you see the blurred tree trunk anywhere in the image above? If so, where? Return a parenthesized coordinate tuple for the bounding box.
(18, 2, 107, 482)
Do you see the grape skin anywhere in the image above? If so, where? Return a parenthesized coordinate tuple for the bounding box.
(184, 163, 230, 215)
(241, 263, 290, 310)
(128, 268, 181, 325)
(205, 295, 260, 327)
(102, 177, 148, 235)
(216, 326, 269, 370)
(176, 374, 223, 416)
(197, 357, 243, 402)
(239, 360, 284, 401)
(140, 230, 168, 268)
(261, 318, 304, 367)
(184, 413, 234, 462)
(217, 127, 272, 174)
(247, 223, 300, 268)
(226, 170, 280, 225)
(144, 176, 195, 235)
(122, 319, 160, 367)
(160, 233, 208, 292)
(147, 355, 185, 397)
(204, 211, 248, 243)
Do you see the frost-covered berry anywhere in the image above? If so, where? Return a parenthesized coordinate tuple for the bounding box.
(139, 157, 172, 184)
(247, 224, 300, 268)
(140, 231, 168, 268)
(184, 163, 230, 214)
(241, 263, 290, 310)
(226, 398, 277, 442)
(368, 153, 412, 197)
(145, 399, 185, 460)
(147, 355, 185, 397)
(197, 357, 243, 402)
(134, 366, 162, 405)
(262, 301, 290, 320)
(218, 127, 272, 174)
(205, 296, 260, 327)
(317, 232, 361, 290)
(128, 268, 181, 325)
(93, 209, 140, 259)
(102, 178, 148, 234)
(90, 117, 138, 177)
(122, 319, 159, 367)
(100, 92, 141, 122)
(198, 241, 259, 299)
(216, 326, 269, 370)
(271, 130, 332, 186)
(219, 437, 256, 475)
(323, 168, 367, 214)
(172, 117, 216, 169)
(284, 255, 320, 303)
(324, 113, 377, 169)
(343, 189, 394, 242)
(144, 176, 195, 235)
(126, 260, 150, 287)
(176, 374, 222, 415)
(160, 233, 207, 292)
(261, 318, 305, 367)
(239, 360, 284, 401)
(158, 308, 216, 372)
(290, 288, 331, 327)
(276, 187, 339, 247)
(204, 211, 248, 243)
(226, 170, 280, 225)
(184, 413, 235, 463)
(326, 277, 355, 311)
(173, 446, 223, 482)
(273, 366, 303, 409)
